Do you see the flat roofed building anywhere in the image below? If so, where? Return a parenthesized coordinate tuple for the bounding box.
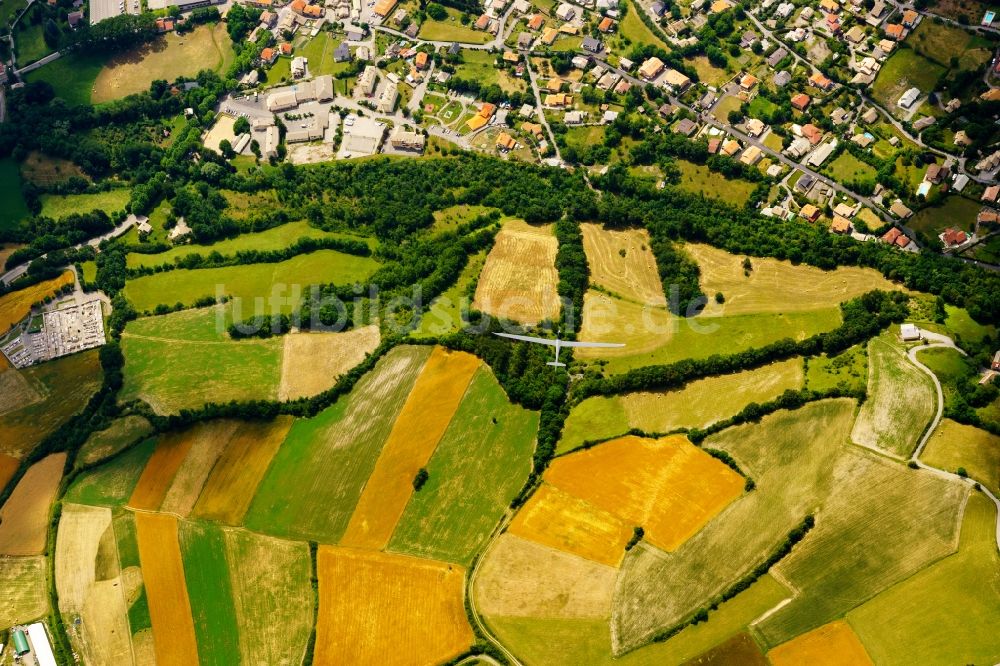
(390, 128, 426, 151)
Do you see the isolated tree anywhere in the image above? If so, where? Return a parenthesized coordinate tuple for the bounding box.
(43, 18, 60, 49)
(233, 116, 250, 135)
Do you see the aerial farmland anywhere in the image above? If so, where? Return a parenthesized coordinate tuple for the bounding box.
(1, 0, 1000, 659)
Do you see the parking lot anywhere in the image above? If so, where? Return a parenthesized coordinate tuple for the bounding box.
(89, 0, 123, 25)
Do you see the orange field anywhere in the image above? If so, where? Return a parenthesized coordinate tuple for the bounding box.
(0, 453, 18, 491)
(768, 621, 874, 666)
(315, 546, 473, 666)
(340, 347, 480, 549)
(127, 431, 195, 511)
(0, 271, 73, 332)
(472, 220, 560, 325)
(507, 483, 633, 567)
(0, 453, 65, 555)
(191, 417, 293, 524)
(580, 223, 666, 306)
(134, 513, 199, 666)
(544, 435, 744, 551)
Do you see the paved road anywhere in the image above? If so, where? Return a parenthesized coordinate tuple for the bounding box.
(908, 329, 1000, 549)
(523, 57, 561, 162)
(1, 216, 136, 286)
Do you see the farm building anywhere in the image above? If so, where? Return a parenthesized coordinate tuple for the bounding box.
(900, 324, 921, 341)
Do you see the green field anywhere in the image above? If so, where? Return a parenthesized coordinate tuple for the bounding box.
(39, 189, 130, 219)
(922, 419, 1000, 494)
(848, 493, 1000, 666)
(851, 335, 936, 458)
(388, 367, 538, 564)
(618, 0, 670, 51)
(123, 249, 379, 313)
(756, 451, 964, 646)
(179, 521, 241, 666)
(804, 343, 867, 393)
(871, 50, 945, 115)
(120, 306, 283, 413)
(15, 22, 53, 65)
(675, 161, 757, 207)
(559, 360, 804, 454)
(916, 345, 972, 413)
(909, 195, 980, 236)
(489, 575, 788, 666)
(908, 19, 981, 69)
(579, 293, 842, 375)
(0, 158, 31, 232)
(413, 250, 486, 338)
(64, 437, 156, 507)
(244, 346, 430, 543)
(77, 415, 154, 467)
(419, 8, 490, 44)
(80, 261, 97, 283)
(825, 152, 876, 183)
(126, 221, 368, 269)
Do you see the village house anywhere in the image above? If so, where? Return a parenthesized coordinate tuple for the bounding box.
(791, 93, 810, 111)
(800, 204, 821, 222)
(939, 227, 968, 248)
(639, 57, 665, 80)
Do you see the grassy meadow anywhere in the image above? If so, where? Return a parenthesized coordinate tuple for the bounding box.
(0, 158, 30, 232)
(847, 493, 1000, 666)
(123, 249, 379, 313)
(126, 221, 368, 269)
(558, 360, 804, 453)
(39, 189, 130, 219)
(179, 522, 242, 666)
(120, 307, 283, 413)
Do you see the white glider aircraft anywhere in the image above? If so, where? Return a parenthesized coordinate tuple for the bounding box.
(494, 333, 625, 367)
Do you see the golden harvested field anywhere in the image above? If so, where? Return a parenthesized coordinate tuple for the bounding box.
(0, 270, 73, 331)
(578, 290, 674, 357)
(685, 244, 900, 316)
(316, 546, 474, 666)
(191, 417, 293, 525)
(341, 347, 480, 549)
(580, 223, 666, 306)
(0, 453, 65, 555)
(134, 512, 199, 666)
(0, 350, 102, 457)
(0, 556, 48, 629)
(0, 452, 18, 491)
(545, 435, 744, 551)
(508, 483, 633, 567)
(127, 430, 195, 511)
(224, 529, 313, 666)
(0, 367, 42, 416)
(158, 421, 239, 517)
(476, 533, 617, 619)
(92, 23, 234, 103)
(768, 621, 874, 666)
(621, 359, 804, 433)
(277, 325, 380, 400)
(473, 220, 560, 325)
(55, 504, 132, 666)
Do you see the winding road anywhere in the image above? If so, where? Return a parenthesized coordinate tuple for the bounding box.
(907, 329, 1000, 549)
